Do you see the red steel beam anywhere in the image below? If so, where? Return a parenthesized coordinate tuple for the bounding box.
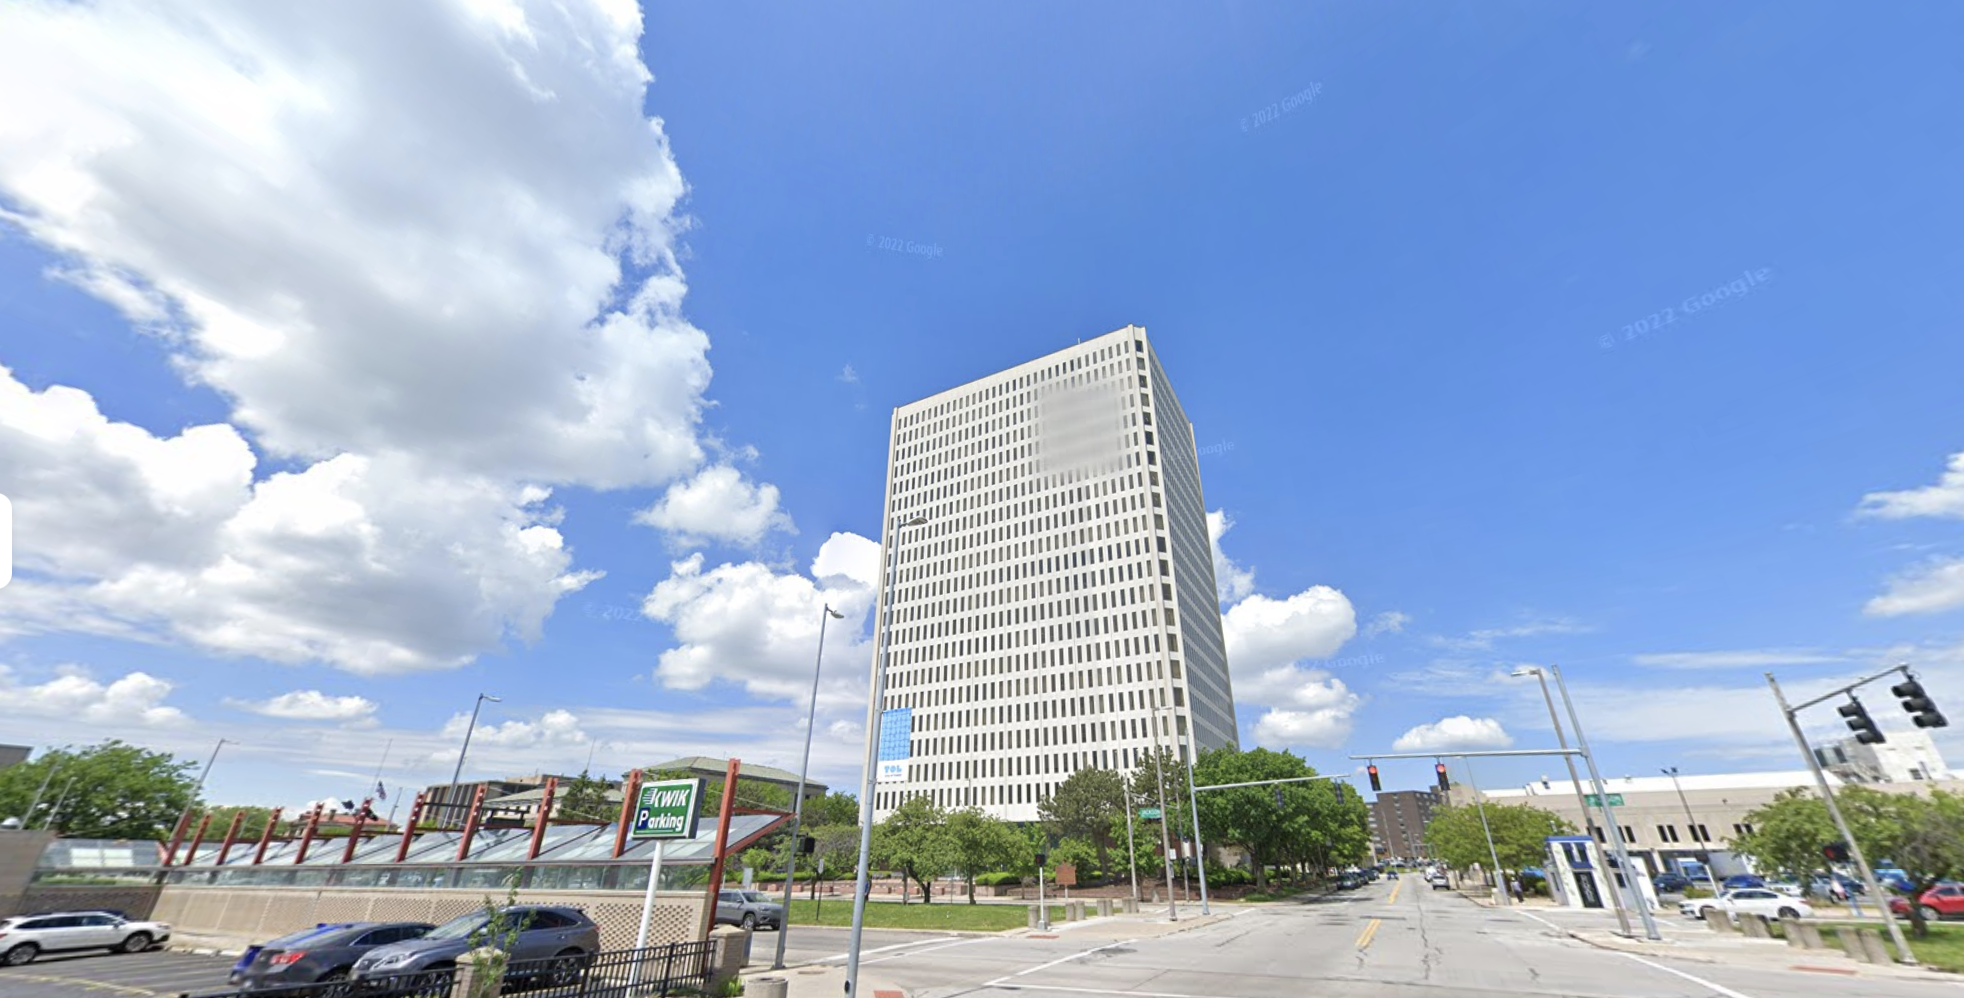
(251, 807, 283, 865)
(397, 793, 426, 863)
(527, 778, 558, 860)
(294, 805, 325, 865)
(455, 785, 488, 862)
(612, 769, 643, 858)
(183, 813, 214, 866)
(214, 810, 248, 867)
(342, 797, 374, 863)
(705, 758, 740, 893)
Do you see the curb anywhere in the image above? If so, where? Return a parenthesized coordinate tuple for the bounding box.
(1555, 928, 1957, 982)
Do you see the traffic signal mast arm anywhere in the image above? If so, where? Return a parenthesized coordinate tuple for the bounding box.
(1786, 663, 1917, 714)
(1192, 770, 1365, 792)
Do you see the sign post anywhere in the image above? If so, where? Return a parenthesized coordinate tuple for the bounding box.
(629, 777, 704, 986)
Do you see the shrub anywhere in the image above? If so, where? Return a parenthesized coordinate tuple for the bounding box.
(973, 872, 1022, 887)
(1210, 868, 1254, 886)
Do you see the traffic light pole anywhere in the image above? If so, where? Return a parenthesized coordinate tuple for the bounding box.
(1768, 672, 1915, 965)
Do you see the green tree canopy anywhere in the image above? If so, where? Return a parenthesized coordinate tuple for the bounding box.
(556, 770, 619, 823)
(1735, 786, 1964, 936)
(801, 792, 862, 827)
(1039, 768, 1126, 882)
(872, 795, 953, 903)
(1423, 802, 1574, 881)
(1189, 746, 1369, 888)
(201, 806, 278, 842)
(944, 807, 1022, 902)
(0, 741, 199, 840)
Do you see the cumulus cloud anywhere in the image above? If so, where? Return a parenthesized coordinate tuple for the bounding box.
(0, 2, 753, 671)
(1363, 611, 1409, 638)
(442, 708, 590, 748)
(642, 533, 880, 702)
(1223, 587, 1356, 674)
(1432, 618, 1589, 652)
(634, 466, 795, 547)
(0, 665, 186, 726)
(1241, 666, 1362, 749)
(1859, 452, 1964, 520)
(1253, 703, 1360, 749)
(226, 690, 379, 723)
(1393, 716, 1513, 752)
(1207, 511, 1256, 604)
(1865, 559, 1964, 618)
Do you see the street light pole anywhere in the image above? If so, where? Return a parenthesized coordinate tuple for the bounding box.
(1515, 666, 1631, 936)
(1179, 731, 1211, 915)
(1549, 664, 1661, 940)
(1148, 706, 1179, 920)
(1662, 767, 1724, 899)
(845, 515, 926, 997)
(1463, 757, 1507, 905)
(774, 604, 845, 970)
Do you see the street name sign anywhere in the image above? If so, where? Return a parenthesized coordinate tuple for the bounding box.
(1582, 793, 1625, 807)
(1139, 808, 1162, 820)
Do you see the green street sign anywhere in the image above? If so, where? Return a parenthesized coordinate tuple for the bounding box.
(1139, 808, 1162, 820)
(1582, 793, 1625, 808)
(631, 778, 705, 839)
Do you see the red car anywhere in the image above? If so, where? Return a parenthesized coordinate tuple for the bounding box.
(1889, 883, 1964, 920)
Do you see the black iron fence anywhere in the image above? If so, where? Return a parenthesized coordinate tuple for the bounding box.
(174, 941, 715, 998)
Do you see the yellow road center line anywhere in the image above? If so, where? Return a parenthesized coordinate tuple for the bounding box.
(1356, 917, 1382, 949)
(1388, 878, 1404, 905)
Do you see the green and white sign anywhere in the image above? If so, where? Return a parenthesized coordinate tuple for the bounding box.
(1582, 793, 1625, 808)
(1139, 807, 1162, 820)
(631, 778, 704, 839)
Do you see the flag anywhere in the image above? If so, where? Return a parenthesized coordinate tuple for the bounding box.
(376, 782, 387, 801)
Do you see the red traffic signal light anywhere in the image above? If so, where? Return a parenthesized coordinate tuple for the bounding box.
(1823, 841, 1850, 864)
(1367, 765, 1382, 792)
(1435, 762, 1450, 792)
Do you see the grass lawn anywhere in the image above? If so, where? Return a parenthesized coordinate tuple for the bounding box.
(1814, 920, 1964, 973)
(784, 898, 1052, 931)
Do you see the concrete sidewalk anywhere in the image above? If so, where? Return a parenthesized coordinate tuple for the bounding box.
(1468, 895, 1960, 985)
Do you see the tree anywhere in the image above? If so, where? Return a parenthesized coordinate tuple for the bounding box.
(1189, 747, 1323, 889)
(0, 741, 199, 839)
(1039, 768, 1125, 883)
(557, 770, 618, 823)
(872, 796, 953, 903)
(1423, 803, 1574, 882)
(1735, 786, 1964, 937)
(943, 807, 1021, 902)
(802, 792, 862, 828)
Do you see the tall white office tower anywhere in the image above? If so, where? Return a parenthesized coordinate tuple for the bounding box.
(868, 325, 1236, 822)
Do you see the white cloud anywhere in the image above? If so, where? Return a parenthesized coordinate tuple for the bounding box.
(0, 2, 741, 670)
(1630, 649, 1846, 669)
(633, 466, 795, 547)
(1363, 611, 1409, 638)
(1859, 452, 1964, 520)
(442, 708, 590, 748)
(1223, 587, 1356, 674)
(0, 665, 186, 727)
(1393, 716, 1514, 752)
(1253, 703, 1359, 749)
(1432, 618, 1589, 652)
(838, 365, 860, 385)
(227, 690, 379, 723)
(1207, 511, 1256, 604)
(641, 533, 880, 702)
(1865, 559, 1964, 618)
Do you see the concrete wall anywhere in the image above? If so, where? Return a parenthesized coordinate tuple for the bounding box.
(0, 830, 56, 917)
(151, 886, 709, 949)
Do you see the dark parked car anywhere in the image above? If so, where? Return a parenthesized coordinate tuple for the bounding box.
(231, 921, 433, 992)
(351, 906, 598, 992)
(1653, 873, 1693, 894)
(1721, 874, 1765, 891)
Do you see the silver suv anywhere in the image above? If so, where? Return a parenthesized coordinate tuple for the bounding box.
(714, 890, 785, 931)
(0, 911, 172, 966)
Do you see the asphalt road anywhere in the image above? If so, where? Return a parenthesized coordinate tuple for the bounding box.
(840, 880, 1963, 998)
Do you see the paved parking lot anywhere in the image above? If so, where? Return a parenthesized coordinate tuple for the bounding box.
(0, 950, 237, 998)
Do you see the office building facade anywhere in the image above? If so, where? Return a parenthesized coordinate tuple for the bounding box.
(869, 325, 1235, 822)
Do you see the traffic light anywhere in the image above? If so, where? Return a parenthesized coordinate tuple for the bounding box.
(1823, 841, 1850, 864)
(1892, 677, 1949, 729)
(1035, 851, 1047, 869)
(1274, 787, 1284, 807)
(1839, 698, 1885, 745)
(799, 835, 816, 855)
(1368, 765, 1382, 792)
(1435, 762, 1450, 792)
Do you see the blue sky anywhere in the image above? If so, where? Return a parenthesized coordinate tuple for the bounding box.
(1, 0, 1962, 812)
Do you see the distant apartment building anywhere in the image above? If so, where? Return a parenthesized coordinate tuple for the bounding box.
(0, 746, 28, 771)
(870, 325, 1236, 822)
(1369, 790, 1441, 860)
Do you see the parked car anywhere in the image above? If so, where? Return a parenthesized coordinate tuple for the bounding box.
(1889, 883, 1964, 922)
(714, 890, 786, 930)
(1429, 872, 1451, 891)
(1766, 878, 1804, 898)
(1653, 873, 1693, 894)
(231, 921, 433, 992)
(1720, 874, 1766, 891)
(1679, 889, 1812, 921)
(0, 911, 172, 966)
(1875, 869, 1917, 893)
(350, 905, 597, 990)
